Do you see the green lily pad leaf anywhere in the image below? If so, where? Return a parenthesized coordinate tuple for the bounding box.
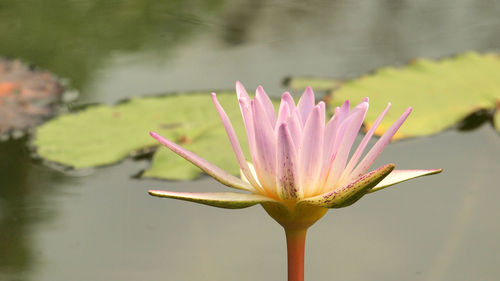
(33, 92, 257, 180)
(283, 76, 341, 93)
(143, 114, 248, 180)
(288, 52, 500, 139)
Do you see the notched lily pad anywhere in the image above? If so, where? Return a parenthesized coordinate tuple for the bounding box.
(32, 92, 254, 180)
(287, 52, 500, 139)
(0, 58, 66, 139)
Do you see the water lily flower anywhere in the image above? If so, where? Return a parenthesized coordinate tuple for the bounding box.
(149, 82, 441, 281)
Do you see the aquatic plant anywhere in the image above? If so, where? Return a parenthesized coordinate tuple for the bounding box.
(149, 82, 441, 281)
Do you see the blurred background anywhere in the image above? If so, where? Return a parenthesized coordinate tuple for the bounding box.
(0, 1, 499, 281)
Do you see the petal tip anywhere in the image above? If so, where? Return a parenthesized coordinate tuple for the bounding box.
(148, 190, 161, 196)
(278, 122, 288, 130)
(369, 167, 443, 193)
(236, 81, 249, 99)
(305, 86, 314, 96)
(358, 101, 369, 109)
(236, 81, 245, 89)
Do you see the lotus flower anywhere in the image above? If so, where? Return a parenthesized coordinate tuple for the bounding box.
(148, 82, 441, 281)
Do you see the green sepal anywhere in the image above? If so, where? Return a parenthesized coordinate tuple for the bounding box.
(299, 164, 395, 208)
(148, 190, 276, 209)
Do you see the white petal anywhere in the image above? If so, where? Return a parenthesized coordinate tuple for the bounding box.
(369, 169, 443, 193)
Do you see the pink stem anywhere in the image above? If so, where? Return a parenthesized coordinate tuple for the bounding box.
(285, 227, 308, 281)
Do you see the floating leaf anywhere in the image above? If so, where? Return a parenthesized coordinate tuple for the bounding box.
(283, 76, 341, 92)
(143, 109, 249, 180)
(0, 58, 66, 139)
(32, 92, 262, 180)
(288, 52, 500, 139)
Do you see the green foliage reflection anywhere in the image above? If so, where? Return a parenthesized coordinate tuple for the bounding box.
(0, 0, 224, 89)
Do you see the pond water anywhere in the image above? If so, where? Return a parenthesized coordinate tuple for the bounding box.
(1, 1, 500, 281)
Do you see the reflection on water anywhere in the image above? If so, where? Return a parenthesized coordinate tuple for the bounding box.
(81, 0, 500, 104)
(0, 139, 34, 280)
(0, 139, 67, 281)
(0, 0, 223, 91)
(0, 0, 499, 280)
(0, 0, 498, 103)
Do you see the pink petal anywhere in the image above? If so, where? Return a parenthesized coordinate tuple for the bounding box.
(211, 93, 260, 190)
(236, 81, 251, 100)
(236, 82, 256, 156)
(286, 112, 302, 148)
(319, 100, 352, 183)
(276, 96, 291, 130)
(277, 123, 300, 199)
(322, 100, 351, 171)
(299, 103, 325, 196)
(148, 190, 276, 209)
(318, 101, 325, 116)
(256, 86, 277, 126)
(338, 100, 351, 122)
(341, 102, 391, 182)
(296, 86, 315, 126)
(238, 98, 257, 161)
(322, 108, 340, 169)
(281, 91, 296, 111)
(150, 131, 254, 191)
(369, 169, 443, 193)
(323, 102, 368, 190)
(350, 107, 412, 180)
(251, 98, 277, 193)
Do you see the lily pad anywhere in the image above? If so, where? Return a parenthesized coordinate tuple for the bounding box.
(0, 58, 66, 139)
(33, 92, 256, 180)
(288, 52, 500, 139)
(283, 76, 341, 93)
